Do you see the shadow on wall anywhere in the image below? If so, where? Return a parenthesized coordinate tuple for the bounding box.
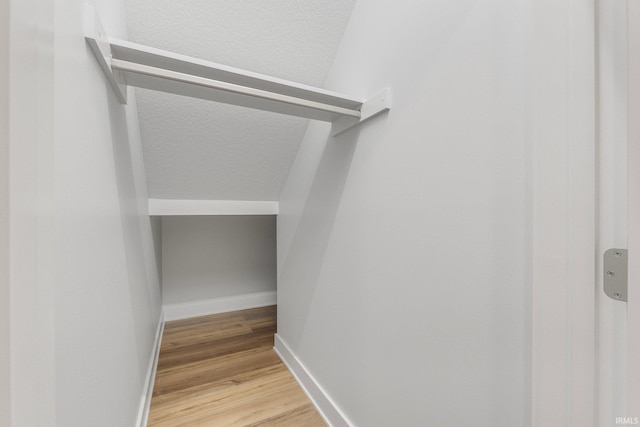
(150, 215, 162, 290)
(278, 126, 361, 346)
(106, 82, 161, 376)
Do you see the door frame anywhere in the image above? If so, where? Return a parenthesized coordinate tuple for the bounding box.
(627, 0, 640, 416)
(531, 0, 596, 426)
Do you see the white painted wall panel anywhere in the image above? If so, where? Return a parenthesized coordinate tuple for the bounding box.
(52, 0, 162, 424)
(8, 0, 56, 423)
(278, 1, 530, 426)
(5, 0, 162, 424)
(0, 0, 9, 422)
(162, 216, 276, 305)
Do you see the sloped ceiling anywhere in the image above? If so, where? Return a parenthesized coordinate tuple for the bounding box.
(124, 0, 356, 201)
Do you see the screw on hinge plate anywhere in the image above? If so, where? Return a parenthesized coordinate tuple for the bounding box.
(604, 248, 628, 302)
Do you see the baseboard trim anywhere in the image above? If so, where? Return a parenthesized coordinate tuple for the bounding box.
(136, 310, 165, 427)
(274, 334, 354, 427)
(163, 291, 277, 321)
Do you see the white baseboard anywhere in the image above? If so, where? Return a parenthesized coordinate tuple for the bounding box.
(274, 334, 354, 427)
(136, 310, 165, 427)
(163, 291, 277, 321)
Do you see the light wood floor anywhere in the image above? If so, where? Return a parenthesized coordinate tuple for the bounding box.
(147, 305, 326, 426)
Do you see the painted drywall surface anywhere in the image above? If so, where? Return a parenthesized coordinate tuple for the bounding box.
(278, 1, 530, 426)
(124, 0, 356, 201)
(7, 2, 162, 423)
(162, 216, 276, 305)
(51, 0, 162, 424)
(7, 0, 56, 423)
(0, 0, 9, 422)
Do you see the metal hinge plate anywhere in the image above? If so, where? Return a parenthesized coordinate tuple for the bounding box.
(604, 248, 628, 302)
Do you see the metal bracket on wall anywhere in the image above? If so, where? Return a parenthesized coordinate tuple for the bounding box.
(604, 248, 628, 302)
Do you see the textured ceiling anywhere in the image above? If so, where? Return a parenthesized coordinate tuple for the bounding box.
(125, 0, 356, 201)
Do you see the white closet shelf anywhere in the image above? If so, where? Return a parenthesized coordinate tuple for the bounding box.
(84, 4, 390, 136)
(148, 199, 279, 216)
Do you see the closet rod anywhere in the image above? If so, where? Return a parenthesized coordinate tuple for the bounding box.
(84, 4, 390, 134)
(110, 59, 362, 120)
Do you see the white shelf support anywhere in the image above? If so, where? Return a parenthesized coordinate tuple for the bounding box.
(84, 4, 389, 131)
(83, 4, 127, 103)
(330, 89, 391, 137)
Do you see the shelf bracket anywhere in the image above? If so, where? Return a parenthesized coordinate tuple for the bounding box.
(84, 4, 127, 103)
(330, 89, 391, 137)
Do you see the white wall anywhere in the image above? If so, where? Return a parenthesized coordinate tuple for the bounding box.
(53, 0, 162, 424)
(277, 1, 530, 426)
(6, 0, 162, 424)
(0, 0, 9, 423)
(8, 0, 56, 423)
(162, 216, 276, 305)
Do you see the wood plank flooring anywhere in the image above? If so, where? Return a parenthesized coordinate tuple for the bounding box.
(148, 306, 326, 426)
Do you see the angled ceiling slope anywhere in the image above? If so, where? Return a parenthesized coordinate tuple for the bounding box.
(123, 0, 358, 202)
